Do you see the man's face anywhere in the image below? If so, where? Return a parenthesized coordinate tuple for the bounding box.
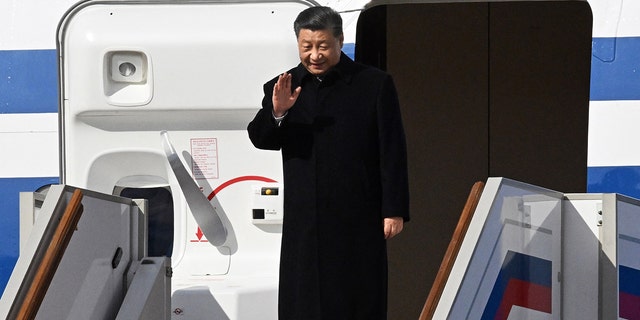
(297, 28, 343, 76)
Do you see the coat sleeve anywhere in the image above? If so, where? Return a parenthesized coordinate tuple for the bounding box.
(247, 80, 283, 151)
(377, 75, 411, 222)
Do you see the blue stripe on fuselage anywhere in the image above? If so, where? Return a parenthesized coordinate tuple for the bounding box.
(591, 37, 640, 101)
(0, 49, 58, 113)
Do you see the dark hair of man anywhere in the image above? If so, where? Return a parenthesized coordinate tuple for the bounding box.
(294, 6, 343, 39)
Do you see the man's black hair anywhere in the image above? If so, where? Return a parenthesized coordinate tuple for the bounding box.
(294, 6, 343, 38)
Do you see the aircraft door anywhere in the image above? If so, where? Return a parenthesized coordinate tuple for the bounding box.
(57, 0, 309, 285)
(355, 1, 592, 318)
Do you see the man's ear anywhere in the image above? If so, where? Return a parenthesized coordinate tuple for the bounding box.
(339, 34, 344, 48)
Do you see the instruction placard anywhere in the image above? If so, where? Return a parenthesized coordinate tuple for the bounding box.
(190, 138, 219, 179)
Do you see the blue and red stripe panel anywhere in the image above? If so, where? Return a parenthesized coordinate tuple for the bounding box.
(481, 251, 552, 319)
(620, 265, 640, 320)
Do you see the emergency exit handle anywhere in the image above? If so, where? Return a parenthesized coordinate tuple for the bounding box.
(161, 131, 228, 246)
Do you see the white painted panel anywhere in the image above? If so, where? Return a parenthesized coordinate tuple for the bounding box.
(613, 0, 640, 37)
(589, 0, 640, 38)
(588, 101, 640, 167)
(0, 113, 58, 178)
(589, 0, 623, 38)
(0, 0, 79, 50)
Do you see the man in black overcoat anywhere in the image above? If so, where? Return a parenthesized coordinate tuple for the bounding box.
(247, 6, 410, 320)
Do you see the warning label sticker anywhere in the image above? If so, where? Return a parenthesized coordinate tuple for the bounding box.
(190, 138, 219, 179)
